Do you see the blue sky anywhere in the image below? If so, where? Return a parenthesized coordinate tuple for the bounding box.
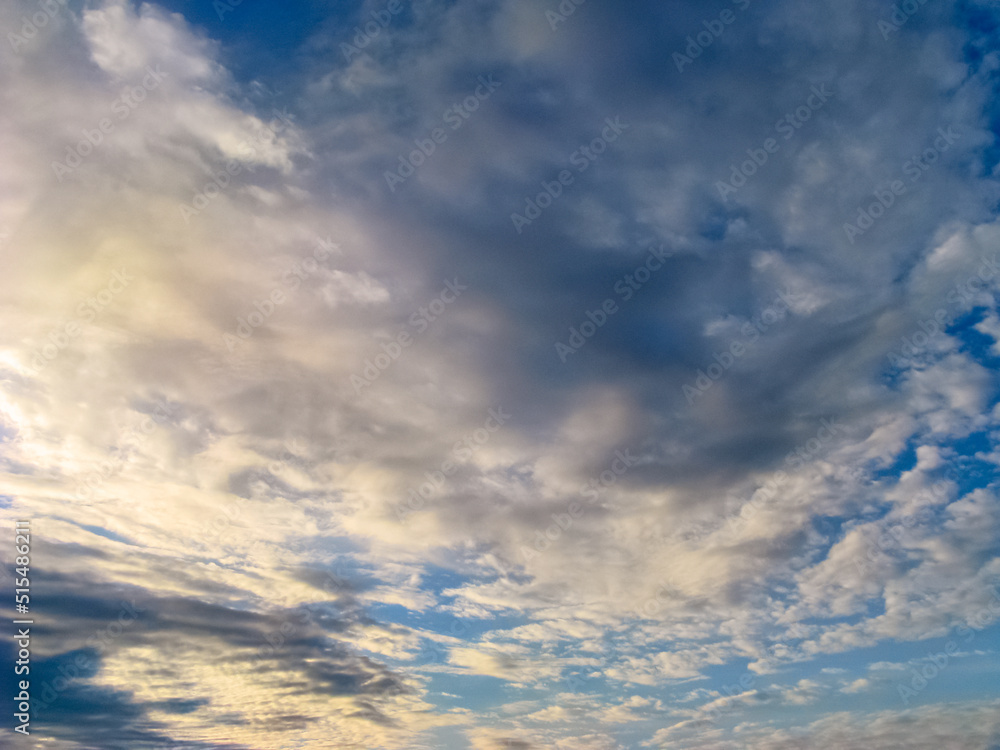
(1, 0, 1000, 748)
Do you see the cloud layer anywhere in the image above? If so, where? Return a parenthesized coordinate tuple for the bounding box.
(2, 0, 1000, 748)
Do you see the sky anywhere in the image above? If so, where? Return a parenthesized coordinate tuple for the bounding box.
(1, 0, 1000, 748)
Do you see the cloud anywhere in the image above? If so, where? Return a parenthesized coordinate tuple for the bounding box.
(2, 0, 1000, 747)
